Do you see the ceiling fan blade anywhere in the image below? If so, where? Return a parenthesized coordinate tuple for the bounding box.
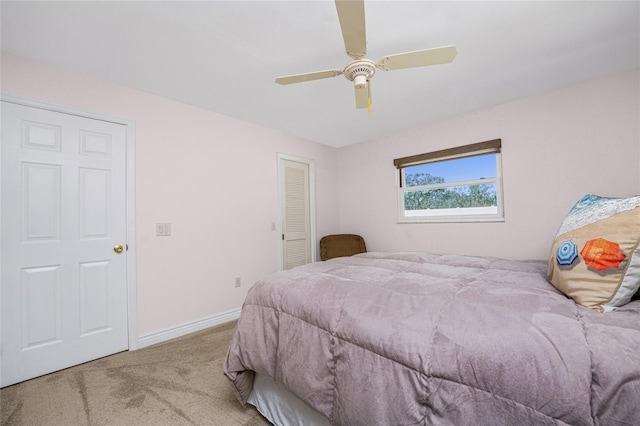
(376, 45, 457, 71)
(335, 0, 367, 59)
(275, 69, 343, 85)
(355, 81, 368, 109)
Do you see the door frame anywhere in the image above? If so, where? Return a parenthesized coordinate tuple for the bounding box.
(0, 92, 138, 351)
(277, 153, 316, 270)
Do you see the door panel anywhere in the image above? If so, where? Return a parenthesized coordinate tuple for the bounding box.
(20, 265, 62, 349)
(22, 162, 61, 240)
(79, 260, 111, 335)
(1, 101, 129, 387)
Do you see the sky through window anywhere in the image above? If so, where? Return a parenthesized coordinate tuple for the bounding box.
(405, 154, 496, 183)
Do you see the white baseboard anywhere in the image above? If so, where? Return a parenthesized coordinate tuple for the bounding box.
(136, 308, 242, 350)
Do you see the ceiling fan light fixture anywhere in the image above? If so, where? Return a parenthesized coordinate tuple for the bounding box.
(353, 74, 367, 89)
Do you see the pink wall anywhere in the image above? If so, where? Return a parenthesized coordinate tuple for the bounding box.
(1, 52, 340, 336)
(338, 69, 640, 260)
(3, 51, 638, 337)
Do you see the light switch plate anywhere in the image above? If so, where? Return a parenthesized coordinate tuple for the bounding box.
(156, 223, 171, 236)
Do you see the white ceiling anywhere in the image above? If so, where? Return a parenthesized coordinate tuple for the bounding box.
(2, 1, 639, 148)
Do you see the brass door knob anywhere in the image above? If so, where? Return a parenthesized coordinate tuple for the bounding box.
(114, 245, 124, 254)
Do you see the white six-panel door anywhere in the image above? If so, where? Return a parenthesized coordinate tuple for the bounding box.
(1, 101, 129, 387)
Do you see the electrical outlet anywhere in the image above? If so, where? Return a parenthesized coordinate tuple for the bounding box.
(235, 277, 241, 288)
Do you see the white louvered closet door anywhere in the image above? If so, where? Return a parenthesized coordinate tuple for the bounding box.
(282, 159, 311, 270)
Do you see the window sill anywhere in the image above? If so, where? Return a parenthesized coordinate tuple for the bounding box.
(398, 215, 505, 224)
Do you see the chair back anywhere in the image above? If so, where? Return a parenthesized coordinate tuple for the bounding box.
(319, 234, 367, 261)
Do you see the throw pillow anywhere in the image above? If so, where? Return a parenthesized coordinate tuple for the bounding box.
(547, 194, 640, 312)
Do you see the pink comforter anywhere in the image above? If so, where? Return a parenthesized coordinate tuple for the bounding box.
(224, 252, 640, 425)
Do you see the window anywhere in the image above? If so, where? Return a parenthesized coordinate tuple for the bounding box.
(394, 139, 504, 223)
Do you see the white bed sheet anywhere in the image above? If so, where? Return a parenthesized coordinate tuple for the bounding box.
(248, 372, 331, 426)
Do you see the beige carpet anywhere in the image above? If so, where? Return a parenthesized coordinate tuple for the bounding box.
(1, 320, 271, 426)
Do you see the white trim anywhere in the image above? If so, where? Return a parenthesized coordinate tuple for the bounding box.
(137, 309, 241, 349)
(277, 153, 317, 268)
(124, 120, 138, 350)
(0, 92, 133, 126)
(0, 92, 139, 350)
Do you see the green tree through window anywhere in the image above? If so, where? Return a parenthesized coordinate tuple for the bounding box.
(403, 173, 497, 210)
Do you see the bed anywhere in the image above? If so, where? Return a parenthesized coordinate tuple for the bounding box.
(224, 251, 640, 425)
(224, 195, 640, 425)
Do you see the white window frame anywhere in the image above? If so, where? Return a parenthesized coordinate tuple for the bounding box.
(395, 140, 504, 223)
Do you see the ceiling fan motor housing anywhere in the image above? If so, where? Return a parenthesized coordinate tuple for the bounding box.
(344, 59, 376, 88)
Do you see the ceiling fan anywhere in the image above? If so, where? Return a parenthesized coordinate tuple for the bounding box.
(275, 0, 457, 111)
